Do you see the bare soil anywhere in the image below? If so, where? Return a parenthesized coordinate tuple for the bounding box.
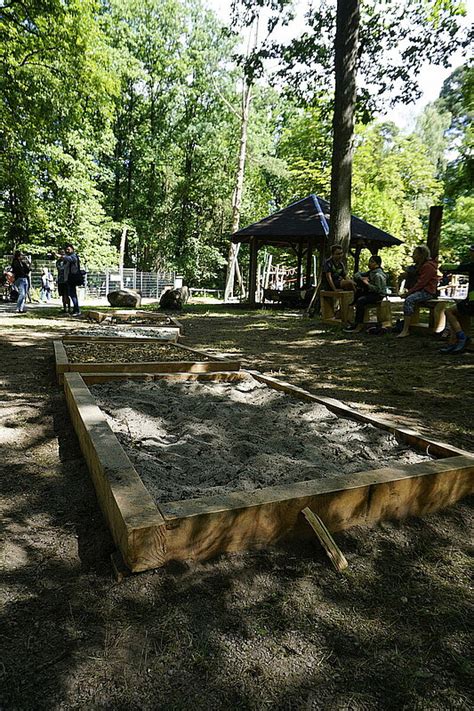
(1, 305, 472, 710)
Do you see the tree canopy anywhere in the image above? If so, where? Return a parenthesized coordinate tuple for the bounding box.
(0, 0, 471, 280)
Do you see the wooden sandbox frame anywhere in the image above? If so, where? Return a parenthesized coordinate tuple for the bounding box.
(63, 369, 474, 573)
(85, 310, 183, 331)
(54, 339, 241, 384)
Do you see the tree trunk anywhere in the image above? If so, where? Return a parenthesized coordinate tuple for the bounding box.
(119, 227, 128, 289)
(327, 0, 360, 259)
(427, 205, 443, 260)
(224, 18, 259, 302)
(224, 78, 252, 301)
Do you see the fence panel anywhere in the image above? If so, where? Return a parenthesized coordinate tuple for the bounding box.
(0, 256, 175, 299)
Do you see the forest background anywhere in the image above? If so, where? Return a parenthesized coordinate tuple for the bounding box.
(1, 0, 472, 286)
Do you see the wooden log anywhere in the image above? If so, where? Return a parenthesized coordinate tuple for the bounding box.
(301, 507, 348, 571)
(63, 372, 167, 572)
(81, 370, 247, 385)
(66, 359, 241, 374)
(53, 340, 69, 384)
(161, 456, 474, 564)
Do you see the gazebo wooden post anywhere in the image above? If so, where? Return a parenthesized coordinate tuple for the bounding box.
(353, 244, 362, 273)
(248, 237, 259, 307)
(305, 241, 313, 288)
(296, 239, 303, 289)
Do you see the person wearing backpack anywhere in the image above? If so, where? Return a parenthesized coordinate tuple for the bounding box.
(55, 243, 82, 316)
(11, 250, 31, 314)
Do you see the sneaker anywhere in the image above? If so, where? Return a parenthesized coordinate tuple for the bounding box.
(344, 324, 357, 332)
(451, 336, 471, 354)
(439, 344, 457, 354)
(71, 312, 81, 317)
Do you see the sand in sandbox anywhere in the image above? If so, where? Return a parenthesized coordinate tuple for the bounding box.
(65, 342, 211, 363)
(91, 379, 432, 502)
(71, 326, 177, 340)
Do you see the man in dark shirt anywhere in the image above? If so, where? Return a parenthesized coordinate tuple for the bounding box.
(322, 245, 354, 292)
(439, 245, 474, 354)
(11, 251, 31, 314)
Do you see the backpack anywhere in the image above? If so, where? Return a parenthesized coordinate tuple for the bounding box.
(68, 256, 86, 286)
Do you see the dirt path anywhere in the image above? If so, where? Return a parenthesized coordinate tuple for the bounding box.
(1, 309, 472, 710)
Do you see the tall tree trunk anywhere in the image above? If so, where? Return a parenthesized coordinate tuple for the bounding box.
(224, 80, 252, 301)
(327, 0, 360, 258)
(224, 18, 259, 302)
(119, 227, 127, 289)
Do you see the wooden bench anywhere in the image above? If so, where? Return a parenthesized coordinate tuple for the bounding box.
(320, 290, 353, 324)
(411, 298, 452, 334)
(363, 299, 392, 327)
(345, 299, 393, 328)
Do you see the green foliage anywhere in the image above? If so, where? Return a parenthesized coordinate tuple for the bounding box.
(0, 0, 471, 289)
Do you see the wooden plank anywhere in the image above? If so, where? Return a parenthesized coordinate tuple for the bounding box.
(62, 334, 180, 343)
(63, 372, 167, 572)
(53, 340, 69, 384)
(160, 457, 474, 564)
(67, 359, 241, 374)
(81, 370, 247, 385)
(301, 507, 348, 571)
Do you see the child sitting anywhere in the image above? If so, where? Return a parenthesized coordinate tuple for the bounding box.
(344, 255, 387, 333)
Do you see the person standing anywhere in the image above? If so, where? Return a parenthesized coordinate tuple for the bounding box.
(11, 251, 31, 314)
(40, 267, 54, 302)
(56, 250, 71, 314)
(55, 243, 82, 316)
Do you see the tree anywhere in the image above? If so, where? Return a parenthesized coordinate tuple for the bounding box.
(327, 0, 359, 256)
(0, 0, 119, 257)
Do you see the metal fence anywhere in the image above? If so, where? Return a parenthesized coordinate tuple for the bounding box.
(2, 256, 176, 299)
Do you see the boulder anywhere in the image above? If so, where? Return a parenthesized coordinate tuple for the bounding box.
(107, 289, 141, 308)
(159, 286, 189, 311)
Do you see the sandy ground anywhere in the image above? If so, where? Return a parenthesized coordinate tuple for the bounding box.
(1, 303, 472, 710)
(92, 378, 430, 502)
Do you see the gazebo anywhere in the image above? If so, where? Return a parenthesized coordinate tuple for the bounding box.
(230, 194, 402, 306)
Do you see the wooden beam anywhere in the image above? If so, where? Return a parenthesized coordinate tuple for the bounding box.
(305, 242, 313, 288)
(296, 239, 303, 290)
(301, 507, 348, 571)
(66, 360, 241, 374)
(63, 372, 167, 572)
(248, 237, 259, 307)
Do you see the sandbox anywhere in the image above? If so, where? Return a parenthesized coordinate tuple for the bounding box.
(63, 369, 474, 573)
(54, 339, 241, 384)
(86, 309, 183, 330)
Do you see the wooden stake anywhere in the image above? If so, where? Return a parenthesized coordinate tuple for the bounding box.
(301, 507, 348, 572)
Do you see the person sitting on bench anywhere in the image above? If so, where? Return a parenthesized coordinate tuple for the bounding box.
(344, 255, 387, 333)
(322, 244, 355, 292)
(439, 245, 474, 354)
(397, 245, 438, 339)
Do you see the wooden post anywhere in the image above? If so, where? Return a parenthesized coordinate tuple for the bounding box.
(248, 237, 258, 308)
(427, 206, 443, 260)
(305, 242, 313, 288)
(353, 244, 362, 273)
(296, 239, 303, 289)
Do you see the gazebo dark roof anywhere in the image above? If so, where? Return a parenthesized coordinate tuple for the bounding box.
(231, 194, 402, 247)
